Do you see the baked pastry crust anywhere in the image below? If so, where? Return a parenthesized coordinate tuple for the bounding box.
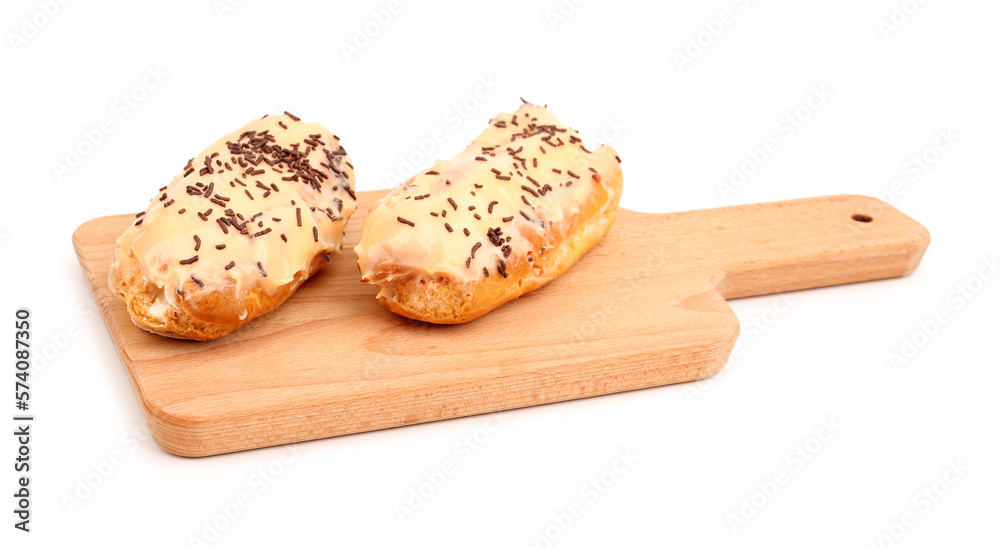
(109, 113, 357, 340)
(356, 103, 623, 323)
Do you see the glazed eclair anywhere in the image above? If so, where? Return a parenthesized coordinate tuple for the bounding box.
(110, 113, 357, 340)
(355, 102, 623, 323)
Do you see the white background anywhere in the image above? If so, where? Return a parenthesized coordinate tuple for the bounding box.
(2, 0, 998, 545)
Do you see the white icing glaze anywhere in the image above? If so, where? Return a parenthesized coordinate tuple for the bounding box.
(356, 103, 621, 298)
(111, 113, 356, 319)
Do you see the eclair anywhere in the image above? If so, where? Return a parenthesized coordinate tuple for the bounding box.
(355, 102, 623, 323)
(109, 113, 357, 340)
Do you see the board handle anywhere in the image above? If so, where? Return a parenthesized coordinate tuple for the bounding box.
(691, 195, 930, 299)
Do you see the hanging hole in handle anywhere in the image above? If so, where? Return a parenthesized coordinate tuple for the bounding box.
(852, 214, 873, 223)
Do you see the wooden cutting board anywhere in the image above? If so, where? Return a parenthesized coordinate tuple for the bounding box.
(73, 191, 929, 457)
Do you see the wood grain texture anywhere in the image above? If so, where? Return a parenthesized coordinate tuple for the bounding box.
(73, 192, 929, 457)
